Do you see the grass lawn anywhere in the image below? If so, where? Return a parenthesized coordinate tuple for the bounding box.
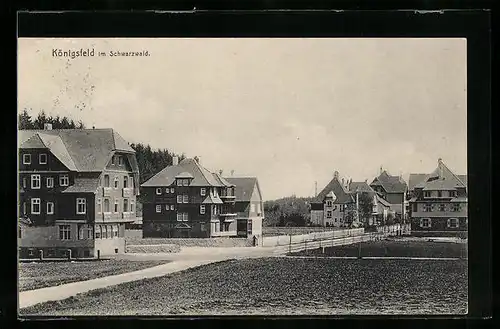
(21, 257, 467, 316)
(290, 239, 467, 258)
(18, 259, 169, 292)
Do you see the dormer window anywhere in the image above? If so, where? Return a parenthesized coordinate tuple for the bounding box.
(326, 200, 333, 207)
(437, 190, 442, 198)
(182, 179, 189, 186)
(23, 154, 31, 165)
(39, 154, 47, 164)
(201, 188, 206, 196)
(423, 191, 431, 198)
(450, 190, 457, 198)
(156, 188, 162, 195)
(118, 156, 123, 166)
(111, 156, 116, 165)
(177, 179, 182, 186)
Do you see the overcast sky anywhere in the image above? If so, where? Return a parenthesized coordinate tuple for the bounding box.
(18, 38, 467, 200)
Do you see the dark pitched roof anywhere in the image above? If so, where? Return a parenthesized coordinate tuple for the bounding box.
(18, 129, 134, 172)
(413, 160, 466, 191)
(349, 181, 375, 194)
(370, 171, 407, 193)
(141, 158, 225, 187)
(408, 173, 427, 191)
(313, 175, 353, 204)
(61, 178, 100, 193)
(224, 177, 260, 202)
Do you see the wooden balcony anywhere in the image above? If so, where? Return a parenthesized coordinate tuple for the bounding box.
(219, 213, 237, 222)
(122, 212, 135, 220)
(122, 188, 134, 198)
(211, 230, 237, 237)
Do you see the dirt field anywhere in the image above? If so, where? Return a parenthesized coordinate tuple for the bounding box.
(18, 259, 169, 292)
(289, 239, 468, 258)
(21, 257, 467, 315)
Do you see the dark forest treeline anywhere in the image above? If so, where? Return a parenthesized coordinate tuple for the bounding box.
(18, 110, 185, 184)
(263, 196, 315, 227)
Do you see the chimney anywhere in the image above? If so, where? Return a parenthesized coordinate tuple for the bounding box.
(172, 156, 179, 166)
(231, 170, 234, 176)
(219, 169, 223, 175)
(438, 158, 443, 178)
(92, 126, 95, 130)
(44, 123, 52, 130)
(194, 156, 200, 164)
(334, 171, 339, 179)
(380, 166, 383, 175)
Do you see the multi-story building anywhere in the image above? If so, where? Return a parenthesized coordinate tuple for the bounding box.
(18, 125, 139, 258)
(348, 180, 393, 226)
(408, 158, 467, 233)
(310, 171, 354, 227)
(140, 157, 238, 238)
(224, 177, 264, 239)
(369, 168, 408, 219)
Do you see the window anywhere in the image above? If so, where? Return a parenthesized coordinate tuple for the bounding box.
(200, 205, 206, 214)
(420, 218, 431, 228)
(59, 174, 69, 186)
(170, 188, 174, 193)
(156, 188, 162, 195)
(104, 175, 110, 187)
(170, 205, 174, 210)
(78, 225, 93, 240)
(326, 200, 332, 207)
(114, 177, 119, 189)
(95, 225, 102, 239)
(39, 154, 47, 164)
(118, 156, 123, 166)
(183, 195, 189, 203)
(257, 203, 261, 214)
(424, 204, 432, 212)
(412, 203, 417, 212)
(452, 203, 460, 212)
(123, 176, 128, 188)
(114, 199, 119, 213)
(113, 225, 119, 237)
(46, 177, 54, 188)
(165, 188, 170, 194)
(111, 156, 116, 165)
(131, 201, 135, 213)
(18, 227, 22, 238)
(31, 175, 41, 189)
(23, 154, 31, 164)
(130, 177, 134, 189)
(201, 188, 206, 196)
(156, 205, 162, 213)
(448, 218, 459, 229)
(107, 225, 113, 238)
(177, 179, 182, 186)
(451, 190, 457, 198)
(423, 191, 431, 198)
(104, 199, 110, 213)
(97, 198, 102, 214)
(182, 213, 188, 221)
(326, 211, 332, 218)
(22, 177, 27, 188)
(47, 202, 54, 215)
(22, 202, 26, 215)
(59, 225, 71, 240)
(177, 213, 182, 221)
(102, 225, 108, 239)
(439, 204, 446, 212)
(31, 198, 41, 214)
(166, 204, 170, 211)
(177, 195, 182, 203)
(123, 199, 129, 212)
(251, 204, 256, 213)
(76, 198, 86, 214)
(183, 179, 189, 186)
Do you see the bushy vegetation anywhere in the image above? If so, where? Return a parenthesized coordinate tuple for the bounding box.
(263, 196, 315, 227)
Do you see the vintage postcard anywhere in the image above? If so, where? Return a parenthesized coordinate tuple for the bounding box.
(17, 37, 468, 316)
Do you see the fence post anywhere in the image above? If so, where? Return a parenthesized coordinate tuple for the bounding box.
(39, 249, 43, 261)
(289, 234, 292, 253)
(97, 249, 100, 259)
(67, 249, 72, 260)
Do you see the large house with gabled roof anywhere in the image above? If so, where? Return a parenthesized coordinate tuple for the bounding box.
(140, 157, 238, 238)
(370, 168, 408, 219)
(407, 158, 467, 233)
(224, 177, 264, 238)
(18, 124, 139, 258)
